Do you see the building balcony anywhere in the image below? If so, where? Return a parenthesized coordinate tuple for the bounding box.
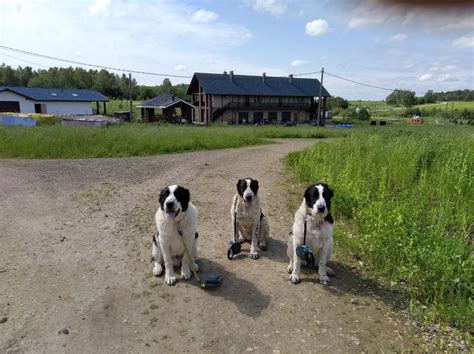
(221, 102, 312, 110)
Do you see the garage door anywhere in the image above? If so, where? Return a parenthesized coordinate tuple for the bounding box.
(0, 101, 20, 113)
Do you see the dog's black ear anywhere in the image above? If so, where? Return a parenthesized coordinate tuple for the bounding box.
(304, 185, 316, 208)
(237, 179, 246, 197)
(175, 186, 190, 211)
(159, 187, 170, 210)
(325, 185, 334, 199)
(249, 179, 259, 194)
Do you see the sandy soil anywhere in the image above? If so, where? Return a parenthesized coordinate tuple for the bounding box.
(0, 139, 421, 353)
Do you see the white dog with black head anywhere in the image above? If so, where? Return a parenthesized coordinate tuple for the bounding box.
(231, 178, 270, 259)
(287, 183, 334, 284)
(152, 185, 198, 286)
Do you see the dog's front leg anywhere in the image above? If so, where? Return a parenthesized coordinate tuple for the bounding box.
(318, 238, 333, 285)
(160, 243, 177, 286)
(249, 222, 260, 259)
(152, 240, 164, 276)
(180, 237, 192, 280)
(290, 237, 302, 284)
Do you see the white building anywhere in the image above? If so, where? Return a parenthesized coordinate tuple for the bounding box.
(0, 86, 108, 115)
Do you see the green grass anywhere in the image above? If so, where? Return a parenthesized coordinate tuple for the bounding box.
(0, 124, 345, 159)
(287, 125, 474, 332)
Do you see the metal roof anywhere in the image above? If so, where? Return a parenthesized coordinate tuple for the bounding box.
(186, 72, 331, 97)
(136, 93, 194, 108)
(0, 86, 109, 102)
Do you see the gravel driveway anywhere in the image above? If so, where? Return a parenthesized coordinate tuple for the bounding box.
(0, 139, 420, 353)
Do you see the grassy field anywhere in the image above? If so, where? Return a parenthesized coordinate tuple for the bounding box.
(287, 125, 474, 333)
(0, 124, 345, 159)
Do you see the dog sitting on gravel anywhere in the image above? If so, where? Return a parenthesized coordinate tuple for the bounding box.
(152, 185, 198, 286)
(231, 178, 270, 259)
(287, 183, 334, 284)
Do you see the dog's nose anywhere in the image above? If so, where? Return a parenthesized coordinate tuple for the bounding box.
(245, 195, 252, 201)
(166, 201, 175, 209)
(317, 205, 325, 213)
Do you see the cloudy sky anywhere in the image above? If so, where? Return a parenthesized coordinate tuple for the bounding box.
(0, 0, 473, 99)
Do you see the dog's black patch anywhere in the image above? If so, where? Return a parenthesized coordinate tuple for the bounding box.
(174, 186, 190, 211)
(237, 178, 259, 198)
(324, 213, 334, 224)
(159, 187, 171, 210)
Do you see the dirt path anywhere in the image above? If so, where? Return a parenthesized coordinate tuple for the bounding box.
(0, 139, 420, 353)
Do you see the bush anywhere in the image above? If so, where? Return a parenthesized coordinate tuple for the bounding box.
(357, 107, 370, 121)
(287, 129, 474, 331)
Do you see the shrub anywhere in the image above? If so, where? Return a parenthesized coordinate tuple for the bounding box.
(287, 129, 474, 331)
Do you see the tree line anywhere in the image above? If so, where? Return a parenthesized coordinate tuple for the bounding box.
(385, 89, 474, 107)
(0, 64, 189, 101)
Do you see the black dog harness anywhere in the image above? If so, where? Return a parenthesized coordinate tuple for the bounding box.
(227, 197, 264, 260)
(295, 215, 315, 266)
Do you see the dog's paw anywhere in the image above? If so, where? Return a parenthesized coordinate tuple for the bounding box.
(259, 243, 267, 251)
(165, 273, 177, 286)
(181, 269, 192, 280)
(287, 264, 293, 274)
(290, 272, 300, 284)
(249, 251, 259, 259)
(152, 264, 163, 277)
(319, 274, 330, 285)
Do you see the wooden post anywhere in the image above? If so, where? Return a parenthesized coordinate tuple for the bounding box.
(317, 67, 324, 128)
(129, 73, 133, 122)
(198, 86, 202, 123)
(103, 101, 107, 115)
(96, 101, 100, 115)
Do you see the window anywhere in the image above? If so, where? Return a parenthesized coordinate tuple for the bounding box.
(282, 111, 291, 123)
(253, 112, 263, 124)
(268, 112, 277, 123)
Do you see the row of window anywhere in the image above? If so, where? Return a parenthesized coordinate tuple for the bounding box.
(237, 111, 296, 124)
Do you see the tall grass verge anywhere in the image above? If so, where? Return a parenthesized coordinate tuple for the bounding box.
(287, 127, 473, 331)
(0, 124, 344, 159)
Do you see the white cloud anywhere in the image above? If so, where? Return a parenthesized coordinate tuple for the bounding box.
(320, 56, 328, 65)
(291, 59, 307, 67)
(248, 0, 287, 16)
(389, 33, 407, 42)
(191, 9, 218, 23)
(89, 0, 111, 15)
(305, 19, 329, 37)
(419, 73, 433, 81)
(175, 64, 187, 71)
(437, 74, 453, 82)
(452, 35, 474, 49)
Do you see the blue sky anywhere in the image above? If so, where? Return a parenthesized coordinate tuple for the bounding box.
(0, 0, 473, 100)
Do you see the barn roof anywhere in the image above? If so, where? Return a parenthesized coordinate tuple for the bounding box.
(0, 86, 109, 102)
(186, 72, 331, 97)
(136, 93, 194, 108)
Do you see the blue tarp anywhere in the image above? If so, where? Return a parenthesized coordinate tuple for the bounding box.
(0, 115, 36, 127)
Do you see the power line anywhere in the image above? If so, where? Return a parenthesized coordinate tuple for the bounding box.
(0, 52, 51, 69)
(293, 70, 321, 77)
(324, 70, 395, 92)
(0, 45, 192, 79)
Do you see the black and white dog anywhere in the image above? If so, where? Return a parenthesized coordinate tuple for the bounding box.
(287, 183, 334, 284)
(231, 178, 270, 259)
(152, 185, 198, 286)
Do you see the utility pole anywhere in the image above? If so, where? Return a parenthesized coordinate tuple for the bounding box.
(317, 67, 324, 128)
(129, 73, 133, 122)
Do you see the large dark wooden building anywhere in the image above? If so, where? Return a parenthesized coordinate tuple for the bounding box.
(186, 71, 331, 124)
